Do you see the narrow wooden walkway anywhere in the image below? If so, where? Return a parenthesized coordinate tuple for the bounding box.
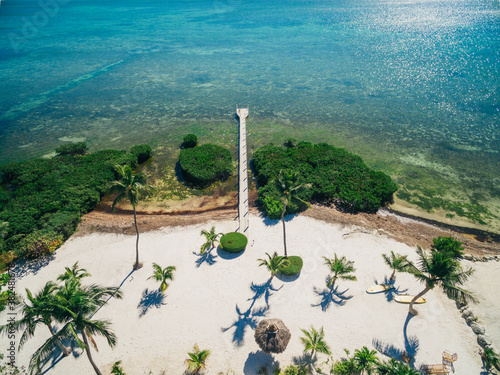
(236, 107, 249, 233)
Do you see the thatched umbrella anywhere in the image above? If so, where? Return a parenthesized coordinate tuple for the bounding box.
(254, 318, 291, 354)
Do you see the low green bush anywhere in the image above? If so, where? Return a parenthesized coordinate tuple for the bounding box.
(130, 144, 152, 164)
(220, 232, 248, 253)
(13, 231, 63, 259)
(279, 256, 303, 276)
(179, 144, 232, 186)
(182, 134, 198, 148)
(55, 142, 88, 156)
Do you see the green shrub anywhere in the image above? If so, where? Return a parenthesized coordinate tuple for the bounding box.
(179, 144, 232, 186)
(182, 134, 198, 148)
(13, 231, 63, 259)
(55, 142, 88, 156)
(253, 142, 398, 217)
(279, 256, 303, 276)
(130, 144, 152, 164)
(220, 232, 248, 253)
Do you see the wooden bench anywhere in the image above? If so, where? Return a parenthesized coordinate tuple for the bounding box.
(421, 364, 452, 374)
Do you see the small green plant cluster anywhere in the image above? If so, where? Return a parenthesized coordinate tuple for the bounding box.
(279, 255, 303, 276)
(130, 144, 153, 164)
(55, 142, 88, 156)
(253, 142, 398, 218)
(220, 232, 248, 253)
(179, 143, 232, 187)
(0, 143, 152, 269)
(183, 134, 198, 148)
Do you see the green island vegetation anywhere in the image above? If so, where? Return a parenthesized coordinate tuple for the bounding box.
(179, 142, 233, 187)
(0, 142, 152, 270)
(219, 232, 248, 253)
(252, 141, 398, 219)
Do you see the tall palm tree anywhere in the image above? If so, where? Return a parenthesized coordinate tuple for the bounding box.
(108, 164, 152, 270)
(147, 263, 176, 293)
(57, 262, 91, 283)
(200, 226, 222, 254)
(0, 281, 71, 357)
(257, 252, 289, 279)
(300, 326, 331, 358)
(323, 254, 357, 288)
(353, 346, 379, 374)
(382, 251, 409, 281)
(405, 245, 477, 315)
(273, 170, 311, 257)
(185, 344, 211, 374)
(377, 358, 419, 375)
(29, 279, 122, 375)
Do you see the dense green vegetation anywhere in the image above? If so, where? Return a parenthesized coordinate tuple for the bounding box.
(220, 232, 248, 253)
(182, 134, 198, 149)
(253, 142, 398, 219)
(179, 143, 232, 186)
(0, 144, 152, 269)
(279, 255, 303, 276)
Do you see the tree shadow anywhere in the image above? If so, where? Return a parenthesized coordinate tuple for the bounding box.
(217, 246, 244, 260)
(11, 253, 56, 279)
(312, 284, 353, 311)
(243, 351, 280, 375)
(137, 288, 166, 317)
(193, 249, 218, 267)
(248, 278, 283, 308)
(91, 268, 135, 318)
(292, 352, 317, 374)
(221, 303, 269, 347)
(260, 212, 298, 227)
(222, 278, 282, 346)
(403, 313, 420, 358)
(372, 277, 408, 302)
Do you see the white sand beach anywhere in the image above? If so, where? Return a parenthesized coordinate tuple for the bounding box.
(2, 213, 497, 374)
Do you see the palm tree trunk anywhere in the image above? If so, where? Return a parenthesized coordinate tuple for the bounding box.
(390, 270, 396, 281)
(282, 201, 288, 258)
(82, 330, 103, 375)
(409, 286, 430, 315)
(133, 206, 142, 270)
(47, 323, 71, 356)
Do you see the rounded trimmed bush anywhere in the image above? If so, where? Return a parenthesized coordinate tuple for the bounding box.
(179, 144, 232, 186)
(279, 256, 303, 276)
(130, 144, 152, 164)
(220, 232, 248, 253)
(182, 134, 198, 148)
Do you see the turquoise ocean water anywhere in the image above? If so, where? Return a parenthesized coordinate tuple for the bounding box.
(0, 0, 499, 229)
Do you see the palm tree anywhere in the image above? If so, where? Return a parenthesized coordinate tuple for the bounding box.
(111, 361, 126, 375)
(481, 347, 500, 372)
(257, 252, 289, 279)
(405, 245, 477, 315)
(323, 254, 357, 288)
(108, 164, 152, 270)
(29, 279, 122, 375)
(185, 344, 211, 374)
(300, 326, 331, 358)
(57, 262, 91, 283)
(200, 226, 222, 254)
(0, 281, 72, 357)
(273, 170, 311, 257)
(376, 358, 419, 375)
(147, 263, 176, 293)
(353, 346, 379, 374)
(382, 251, 409, 281)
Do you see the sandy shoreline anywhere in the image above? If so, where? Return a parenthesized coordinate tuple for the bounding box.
(1, 212, 498, 374)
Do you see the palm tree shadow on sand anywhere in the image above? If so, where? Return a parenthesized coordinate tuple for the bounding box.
(193, 249, 218, 267)
(373, 276, 408, 302)
(11, 253, 56, 279)
(372, 312, 420, 366)
(312, 284, 353, 311)
(243, 351, 280, 375)
(292, 352, 317, 374)
(137, 288, 167, 317)
(222, 278, 282, 346)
